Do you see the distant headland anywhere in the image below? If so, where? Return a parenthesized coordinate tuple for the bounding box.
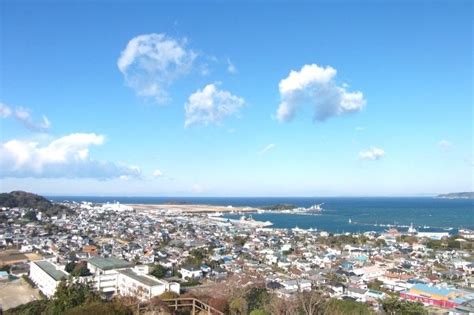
(436, 192, 474, 199)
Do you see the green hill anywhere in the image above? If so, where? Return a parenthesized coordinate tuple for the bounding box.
(0, 191, 69, 216)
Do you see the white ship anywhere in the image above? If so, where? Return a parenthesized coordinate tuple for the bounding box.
(292, 203, 324, 213)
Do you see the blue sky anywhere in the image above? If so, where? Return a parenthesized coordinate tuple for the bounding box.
(0, 1, 472, 196)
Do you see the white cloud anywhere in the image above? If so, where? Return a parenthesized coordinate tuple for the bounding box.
(258, 144, 276, 155)
(0, 102, 12, 118)
(200, 63, 211, 76)
(0, 133, 141, 179)
(359, 147, 385, 160)
(0, 103, 51, 132)
(153, 169, 163, 177)
(227, 58, 237, 74)
(437, 139, 452, 150)
(184, 83, 245, 127)
(276, 64, 366, 122)
(355, 126, 365, 132)
(117, 33, 197, 104)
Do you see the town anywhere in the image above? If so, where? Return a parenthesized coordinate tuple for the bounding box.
(0, 193, 474, 314)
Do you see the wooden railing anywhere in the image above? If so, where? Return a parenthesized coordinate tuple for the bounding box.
(162, 297, 224, 315)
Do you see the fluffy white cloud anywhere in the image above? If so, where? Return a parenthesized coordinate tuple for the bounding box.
(437, 139, 452, 150)
(276, 64, 366, 122)
(153, 169, 163, 177)
(259, 143, 276, 155)
(359, 147, 385, 160)
(0, 133, 141, 179)
(117, 33, 197, 103)
(184, 83, 245, 127)
(0, 103, 51, 132)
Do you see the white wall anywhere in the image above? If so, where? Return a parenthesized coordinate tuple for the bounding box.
(29, 262, 60, 298)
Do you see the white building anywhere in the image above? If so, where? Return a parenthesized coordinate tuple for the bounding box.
(282, 279, 312, 292)
(353, 265, 386, 282)
(180, 266, 203, 280)
(87, 256, 179, 301)
(117, 268, 179, 301)
(87, 256, 133, 296)
(100, 202, 133, 212)
(416, 232, 450, 240)
(30, 260, 68, 297)
(346, 287, 367, 302)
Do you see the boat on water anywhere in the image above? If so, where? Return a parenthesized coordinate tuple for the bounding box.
(292, 203, 324, 213)
(306, 203, 324, 212)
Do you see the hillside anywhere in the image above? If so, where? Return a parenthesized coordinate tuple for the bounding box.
(0, 191, 69, 216)
(437, 192, 474, 199)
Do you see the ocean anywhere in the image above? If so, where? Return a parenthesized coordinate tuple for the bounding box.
(48, 196, 474, 233)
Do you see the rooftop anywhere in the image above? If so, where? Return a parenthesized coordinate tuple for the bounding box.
(119, 269, 164, 287)
(34, 261, 68, 281)
(88, 256, 132, 271)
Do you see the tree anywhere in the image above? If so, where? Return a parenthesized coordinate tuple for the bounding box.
(245, 287, 270, 312)
(23, 210, 37, 221)
(150, 264, 169, 279)
(65, 262, 76, 273)
(381, 297, 427, 315)
(296, 290, 325, 315)
(47, 279, 100, 314)
(4, 300, 48, 315)
(234, 236, 248, 247)
(324, 298, 372, 315)
(71, 262, 91, 276)
(65, 301, 132, 315)
(264, 294, 298, 315)
(250, 309, 270, 315)
(229, 297, 248, 315)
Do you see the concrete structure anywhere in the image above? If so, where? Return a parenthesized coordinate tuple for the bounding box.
(117, 268, 179, 301)
(180, 266, 203, 280)
(87, 256, 179, 301)
(29, 260, 68, 297)
(87, 256, 133, 295)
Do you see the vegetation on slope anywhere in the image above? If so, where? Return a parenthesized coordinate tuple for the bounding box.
(0, 190, 70, 217)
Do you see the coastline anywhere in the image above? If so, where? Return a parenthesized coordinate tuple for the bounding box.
(126, 203, 258, 213)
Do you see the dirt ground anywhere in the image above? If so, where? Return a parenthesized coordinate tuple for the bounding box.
(0, 278, 41, 311)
